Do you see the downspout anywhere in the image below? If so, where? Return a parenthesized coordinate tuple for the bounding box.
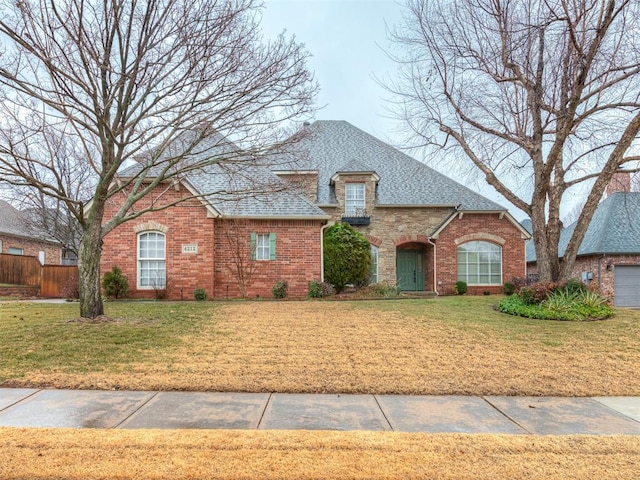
(427, 237, 439, 296)
(320, 221, 335, 282)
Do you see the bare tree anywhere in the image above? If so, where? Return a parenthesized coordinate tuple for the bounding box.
(388, 0, 640, 283)
(0, 0, 317, 317)
(222, 218, 258, 298)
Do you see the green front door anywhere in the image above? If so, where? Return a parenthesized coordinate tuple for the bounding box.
(396, 249, 425, 291)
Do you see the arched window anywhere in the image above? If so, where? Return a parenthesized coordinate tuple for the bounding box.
(457, 241, 502, 285)
(138, 231, 166, 289)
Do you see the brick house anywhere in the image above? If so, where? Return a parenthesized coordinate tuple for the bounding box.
(525, 173, 640, 307)
(101, 142, 330, 299)
(0, 199, 63, 265)
(101, 121, 530, 299)
(272, 121, 530, 295)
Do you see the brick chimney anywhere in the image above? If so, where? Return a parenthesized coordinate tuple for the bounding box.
(606, 171, 631, 197)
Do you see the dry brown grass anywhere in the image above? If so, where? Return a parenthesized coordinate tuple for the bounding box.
(1, 428, 639, 479)
(11, 298, 640, 396)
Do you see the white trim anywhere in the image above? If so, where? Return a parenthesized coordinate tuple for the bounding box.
(345, 183, 366, 216)
(330, 171, 380, 184)
(255, 233, 270, 261)
(224, 214, 331, 220)
(427, 237, 439, 296)
(457, 240, 503, 286)
(375, 204, 459, 208)
(180, 179, 221, 218)
(273, 170, 319, 175)
(431, 210, 531, 239)
(137, 231, 166, 290)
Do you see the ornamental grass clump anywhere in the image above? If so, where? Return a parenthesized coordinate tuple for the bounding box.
(498, 279, 613, 321)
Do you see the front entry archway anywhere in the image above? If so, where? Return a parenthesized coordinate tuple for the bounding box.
(396, 249, 425, 291)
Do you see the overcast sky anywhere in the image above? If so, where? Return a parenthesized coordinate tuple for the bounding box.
(261, 0, 403, 140)
(260, 0, 527, 216)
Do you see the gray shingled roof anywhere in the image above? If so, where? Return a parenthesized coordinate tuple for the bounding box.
(0, 200, 58, 243)
(526, 192, 640, 262)
(188, 163, 328, 218)
(279, 121, 505, 210)
(119, 131, 328, 219)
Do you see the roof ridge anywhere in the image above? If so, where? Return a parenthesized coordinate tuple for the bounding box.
(310, 120, 506, 211)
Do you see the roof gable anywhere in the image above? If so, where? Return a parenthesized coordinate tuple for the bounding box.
(283, 121, 505, 211)
(118, 131, 328, 220)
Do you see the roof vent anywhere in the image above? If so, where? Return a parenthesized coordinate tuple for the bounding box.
(303, 121, 311, 127)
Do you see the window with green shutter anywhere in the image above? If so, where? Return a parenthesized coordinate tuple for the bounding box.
(252, 232, 276, 260)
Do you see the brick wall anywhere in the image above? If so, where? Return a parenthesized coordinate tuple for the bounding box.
(323, 203, 452, 288)
(101, 184, 215, 300)
(0, 234, 62, 265)
(529, 254, 640, 299)
(214, 218, 323, 298)
(435, 213, 527, 295)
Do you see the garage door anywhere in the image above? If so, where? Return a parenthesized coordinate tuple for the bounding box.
(614, 265, 640, 307)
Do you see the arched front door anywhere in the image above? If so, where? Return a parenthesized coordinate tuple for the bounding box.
(396, 249, 425, 291)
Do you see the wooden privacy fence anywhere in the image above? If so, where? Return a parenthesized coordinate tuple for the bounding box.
(0, 253, 78, 298)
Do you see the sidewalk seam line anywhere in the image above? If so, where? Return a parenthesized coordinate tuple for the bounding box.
(592, 397, 640, 425)
(257, 392, 272, 430)
(373, 395, 394, 432)
(0, 389, 42, 413)
(112, 391, 159, 429)
(481, 396, 532, 435)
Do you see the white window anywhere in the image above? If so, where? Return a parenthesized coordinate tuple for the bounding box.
(0, 239, 3, 253)
(8, 247, 23, 255)
(138, 231, 166, 289)
(251, 232, 276, 261)
(370, 245, 379, 284)
(345, 183, 365, 215)
(256, 234, 270, 260)
(457, 241, 502, 285)
(38, 251, 45, 265)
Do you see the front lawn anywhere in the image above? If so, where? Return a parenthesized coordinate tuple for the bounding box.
(1, 296, 639, 396)
(1, 429, 638, 480)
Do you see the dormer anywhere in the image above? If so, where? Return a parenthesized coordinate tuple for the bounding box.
(330, 161, 379, 226)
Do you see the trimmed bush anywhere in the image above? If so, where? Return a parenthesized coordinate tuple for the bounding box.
(102, 266, 129, 299)
(272, 280, 288, 299)
(454, 280, 467, 295)
(323, 223, 371, 293)
(308, 280, 323, 298)
(194, 288, 207, 301)
(308, 280, 333, 298)
(503, 282, 516, 296)
(519, 281, 557, 305)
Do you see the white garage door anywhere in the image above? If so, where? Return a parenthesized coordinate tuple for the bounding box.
(614, 265, 640, 307)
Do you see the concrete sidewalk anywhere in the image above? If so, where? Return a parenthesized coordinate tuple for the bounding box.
(1, 388, 639, 434)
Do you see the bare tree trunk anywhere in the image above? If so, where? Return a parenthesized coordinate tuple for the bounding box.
(78, 221, 104, 318)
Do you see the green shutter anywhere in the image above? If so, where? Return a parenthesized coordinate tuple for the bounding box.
(250, 232, 257, 261)
(269, 232, 276, 260)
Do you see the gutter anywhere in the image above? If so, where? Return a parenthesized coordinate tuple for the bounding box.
(427, 237, 439, 296)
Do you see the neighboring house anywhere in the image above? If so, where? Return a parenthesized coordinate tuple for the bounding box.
(100, 121, 530, 299)
(525, 173, 640, 307)
(0, 200, 63, 265)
